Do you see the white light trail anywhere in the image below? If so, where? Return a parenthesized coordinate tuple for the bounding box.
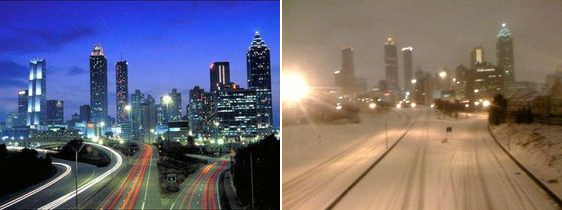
(39, 143, 123, 210)
(0, 162, 71, 210)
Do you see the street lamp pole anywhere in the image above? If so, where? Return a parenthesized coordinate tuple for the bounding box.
(250, 151, 255, 210)
(73, 143, 86, 208)
(385, 110, 389, 149)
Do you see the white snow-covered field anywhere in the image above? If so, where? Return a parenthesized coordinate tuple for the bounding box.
(283, 108, 559, 210)
(282, 108, 418, 209)
(491, 123, 562, 199)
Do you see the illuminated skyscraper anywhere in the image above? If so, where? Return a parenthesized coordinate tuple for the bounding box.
(210, 61, 230, 92)
(27, 59, 47, 128)
(247, 31, 273, 133)
(90, 44, 108, 123)
(131, 89, 145, 139)
(17, 90, 28, 127)
(115, 60, 129, 123)
(384, 37, 399, 91)
(497, 23, 514, 84)
(188, 86, 214, 136)
(402, 47, 413, 92)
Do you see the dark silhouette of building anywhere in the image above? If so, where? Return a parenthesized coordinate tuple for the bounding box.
(89, 44, 108, 123)
(79, 105, 91, 122)
(384, 37, 399, 90)
(402, 47, 413, 92)
(338, 47, 355, 92)
(131, 89, 145, 139)
(46, 100, 64, 125)
(17, 90, 28, 127)
(115, 60, 129, 123)
(497, 23, 514, 84)
(210, 61, 230, 92)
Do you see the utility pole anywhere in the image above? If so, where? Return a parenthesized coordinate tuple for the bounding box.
(250, 151, 255, 209)
(385, 110, 389, 149)
(73, 142, 86, 208)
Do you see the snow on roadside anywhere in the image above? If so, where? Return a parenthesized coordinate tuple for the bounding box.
(491, 123, 562, 197)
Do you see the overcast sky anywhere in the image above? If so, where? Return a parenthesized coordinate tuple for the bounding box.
(283, 0, 562, 88)
(0, 2, 280, 126)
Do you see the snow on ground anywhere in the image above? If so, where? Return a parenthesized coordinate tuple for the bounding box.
(336, 111, 557, 210)
(282, 108, 418, 209)
(491, 122, 562, 199)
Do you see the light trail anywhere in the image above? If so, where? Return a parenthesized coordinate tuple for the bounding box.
(0, 162, 71, 210)
(104, 144, 147, 209)
(39, 143, 123, 210)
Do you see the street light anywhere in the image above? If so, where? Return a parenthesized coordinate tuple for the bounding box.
(71, 142, 87, 208)
(150, 128, 155, 143)
(439, 71, 447, 79)
(282, 73, 310, 103)
(411, 79, 417, 84)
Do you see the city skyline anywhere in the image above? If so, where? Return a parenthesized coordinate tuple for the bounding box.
(0, 2, 280, 127)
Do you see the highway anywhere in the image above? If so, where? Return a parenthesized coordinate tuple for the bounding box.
(0, 143, 123, 209)
(283, 107, 559, 209)
(171, 160, 229, 209)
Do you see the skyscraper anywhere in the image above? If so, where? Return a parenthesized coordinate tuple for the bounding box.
(470, 47, 484, 69)
(115, 60, 129, 123)
(402, 47, 413, 92)
(497, 23, 514, 84)
(214, 83, 258, 139)
(46, 100, 64, 125)
(210, 62, 230, 92)
(90, 44, 108, 123)
(27, 59, 47, 128)
(384, 37, 399, 91)
(166, 88, 182, 121)
(131, 89, 145, 139)
(79, 105, 91, 122)
(188, 86, 214, 136)
(338, 47, 355, 92)
(141, 95, 156, 143)
(247, 31, 273, 133)
(17, 90, 28, 127)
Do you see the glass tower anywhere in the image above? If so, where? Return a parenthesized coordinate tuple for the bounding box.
(27, 59, 47, 128)
(246, 31, 273, 134)
(89, 44, 108, 123)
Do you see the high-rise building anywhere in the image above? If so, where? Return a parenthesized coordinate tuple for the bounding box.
(141, 95, 156, 143)
(454, 65, 474, 102)
(470, 47, 484, 69)
(131, 89, 145, 139)
(166, 88, 182, 121)
(89, 44, 108, 123)
(17, 90, 28, 127)
(188, 86, 214, 136)
(214, 83, 259, 140)
(474, 62, 504, 100)
(210, 62, 230, 92)
(79, 105, 91, 122)
(46, 100, 64, 125)
(497, 23, 514, 84)
(27, 59, 47, 128)
(6, 112, 19, 128)
(115, 60, 129, 123)
(402, 47, 413, 92)
(384, 37, 399, 90)
(247, 31, 273, 133)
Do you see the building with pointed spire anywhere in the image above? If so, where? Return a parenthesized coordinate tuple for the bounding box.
(384, 37, 399, 91)
(497, 23, 514, 84)
(247, 31, 273, 134)
(89, 44, 108, 123)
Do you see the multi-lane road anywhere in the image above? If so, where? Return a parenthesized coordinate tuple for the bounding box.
(172, 160, 229, 209)
(283, 107, 559, 209)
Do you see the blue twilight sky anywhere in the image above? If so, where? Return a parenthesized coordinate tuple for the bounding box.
(0, 1, 280, 128)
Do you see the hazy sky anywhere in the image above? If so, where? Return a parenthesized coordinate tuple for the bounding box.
(0, 2, 280, 127)
(283, 0, 562, 88)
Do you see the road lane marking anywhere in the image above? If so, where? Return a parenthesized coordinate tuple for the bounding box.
(0, 162, 71, 210)
(141, 145, 153, 210)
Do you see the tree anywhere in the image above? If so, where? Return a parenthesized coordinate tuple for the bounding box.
(489, 94, 507, 125)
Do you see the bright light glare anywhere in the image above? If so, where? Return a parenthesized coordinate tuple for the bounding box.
(483, 100, 491, 107)
(124, 105, 131, 112)
(396, 104, 402, 109)
(369, 103, 377, 109)
(336, 105, 343, 110)
(163, 95, 172, 104)
(282, 73, 309, 102)
(439, 71, 447, 78)
(410, 103, 416, 108)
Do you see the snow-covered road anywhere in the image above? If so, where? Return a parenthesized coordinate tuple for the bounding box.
(333, 109, 558, 210)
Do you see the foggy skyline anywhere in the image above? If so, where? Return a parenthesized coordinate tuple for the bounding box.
(283, 0, 562, 88)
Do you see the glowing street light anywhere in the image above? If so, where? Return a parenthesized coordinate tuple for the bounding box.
(124, 105, 131, 112)
(282, 73, 310, 103)
(411, 79, 417, 84)
(439, 71, 447, 79)
(483, 100, 491, 108)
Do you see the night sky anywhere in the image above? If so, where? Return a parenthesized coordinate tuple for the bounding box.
(283, 0, 562, 89)
(0, 1, 280, 127)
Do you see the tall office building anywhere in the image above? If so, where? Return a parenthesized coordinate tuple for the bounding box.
(247, 31, 273, 133)
(188, 86, 214, 136)
(337, 48, 355, 92)
(6, 112, 18, 128)
(166, 88, 182, 121)
(214, 83, 258, 139)
(474, 62, 504, 100)
(46, 100, 64, 125)
(210, 62, 230, 92)
(384, 37, 399, 91)
(115, 60, 129, 123)
(27, 59, 47, 128)
(470, 47, 484, 69)
(79, 105, 91, 122)
(17, 90, 28, 127)
(131, 89, 145, 138)
(141, 95, 156, 143)
(402, 47, 413, 92)
(497, 23, 514, 84)
(89, 44, 108, 123)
